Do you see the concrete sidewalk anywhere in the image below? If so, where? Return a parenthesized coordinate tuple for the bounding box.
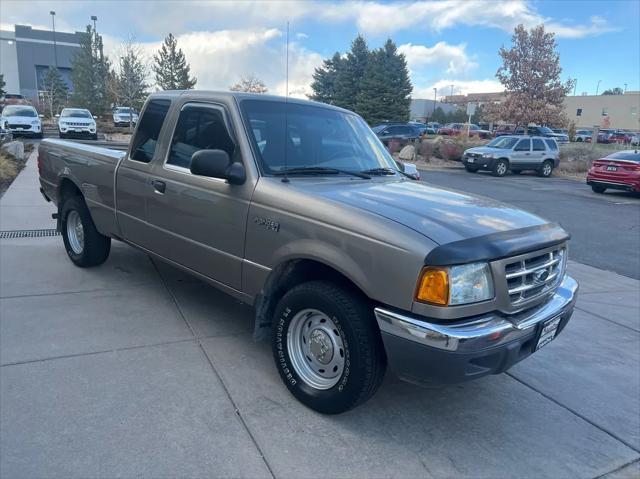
(1, 151, 639, 478)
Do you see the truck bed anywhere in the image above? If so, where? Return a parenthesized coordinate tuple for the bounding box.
(38, 139, 128, 237)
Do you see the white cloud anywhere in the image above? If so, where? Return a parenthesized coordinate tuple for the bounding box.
(109, 28, 321, 98)
(413, 79, 504, 99)
(399, 42, 477, 75)
(295, 32, 309, 39)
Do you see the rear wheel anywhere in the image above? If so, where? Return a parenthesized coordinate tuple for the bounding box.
(591, 184, 606, 194)
(576, 137, 583, 142)
(538, 160, 554, 177)
(61, 195, 111, 267)
(492, 159, 508, 177)
(272, 281, 386, 414)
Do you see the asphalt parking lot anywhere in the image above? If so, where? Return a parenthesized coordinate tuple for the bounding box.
(1, 150, 639, 478)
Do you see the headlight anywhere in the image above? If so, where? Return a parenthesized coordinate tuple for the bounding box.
(31, 120, 40, 125)
(415, 262, 494, 306)
(482, 153, 494, 158)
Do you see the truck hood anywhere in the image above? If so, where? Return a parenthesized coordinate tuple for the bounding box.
(301, 177, 548, 245)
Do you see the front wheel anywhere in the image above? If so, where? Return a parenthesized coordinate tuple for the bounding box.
(465, 165, 479, 173)
(538, 160, 554, 177)
(272, 281, 386, 414)
(492, 159, 508, 177)
(61, 195, 111, 267)
(591, 184, 606, 194)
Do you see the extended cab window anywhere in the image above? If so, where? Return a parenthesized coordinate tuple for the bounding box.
(167, 105, 235, 170)
(532, 139, 545, 151)
(130, 99, 171, 163)
(514, 139, 531, 151)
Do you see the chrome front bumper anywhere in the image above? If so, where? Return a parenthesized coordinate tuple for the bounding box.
(375, 275, 578, 353)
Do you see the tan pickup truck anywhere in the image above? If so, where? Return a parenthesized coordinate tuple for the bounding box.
(38, 91, 578, 414)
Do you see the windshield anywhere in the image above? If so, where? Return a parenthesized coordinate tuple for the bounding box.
(539, 126, 554, 135)
(61, 109, 91, 118)
(241, 99, 399, 175)
(606, 152, 640, 162)
(371, 125, 386, 133)
(2, 106, 37, 117)
(486, 136, 519, 149)
(115, 108, 134, 114)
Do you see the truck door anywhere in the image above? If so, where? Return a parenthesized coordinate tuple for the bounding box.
(143, 101, 252, 291)
(115, 98, 172, 247)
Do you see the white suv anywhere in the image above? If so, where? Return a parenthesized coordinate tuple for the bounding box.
(0, 105, 43, 138)
(463, 135, 560, 177)
(112, 107, 138, 127)
(57, 108, 97, 140)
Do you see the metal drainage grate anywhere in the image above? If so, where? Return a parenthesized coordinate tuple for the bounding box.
(0, 229, 60, 239)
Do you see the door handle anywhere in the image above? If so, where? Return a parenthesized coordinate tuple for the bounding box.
(151, 179, 166, 193)
(525, 153, 530, 155)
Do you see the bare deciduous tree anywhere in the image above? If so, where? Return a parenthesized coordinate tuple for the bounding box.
(496, 24, 574, 128)
(229, 74, 268, 93)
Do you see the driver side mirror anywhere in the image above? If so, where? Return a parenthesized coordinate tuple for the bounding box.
(190, 149, 246, 185)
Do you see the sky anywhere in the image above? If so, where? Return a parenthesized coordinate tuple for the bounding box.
(1, 0, 638, 99)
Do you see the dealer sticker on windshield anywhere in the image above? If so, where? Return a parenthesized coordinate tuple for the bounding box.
(536, 316, 562, 351)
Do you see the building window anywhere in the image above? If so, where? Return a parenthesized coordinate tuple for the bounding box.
(602, 107, 608, 116)
(576, 108, 582, 116)
(631, 107, 638, 117)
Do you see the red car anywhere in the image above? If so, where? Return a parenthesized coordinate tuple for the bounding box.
(437, 123, 491, 138)
(587, 150, 640, 193)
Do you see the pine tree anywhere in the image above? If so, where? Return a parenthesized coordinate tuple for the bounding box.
(309, 53, 343, 104)
(152, 33, 197, 90)
(0, 73, 6, 98)
(70, 25, 111, 114)
(332, 35, 370, 111)
(41, 67, 69, 117)
(356, 39, 412, 124)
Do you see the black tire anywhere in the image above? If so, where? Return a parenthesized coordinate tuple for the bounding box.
(60, 195, 111, 267)
(58, 132, 65, 139)
(591, 184, 606, 194)
(272, 281, 386, 414)
(36, 132, 44, 139)
(576, 137, 583, 142)
(91, 134, 98, 141)
(492, 159, 508, 177)
(465, 165, 479, 173)
(538, 160, 554, 177)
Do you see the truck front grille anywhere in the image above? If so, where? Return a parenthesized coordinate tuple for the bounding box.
(504, 246, 566, 305)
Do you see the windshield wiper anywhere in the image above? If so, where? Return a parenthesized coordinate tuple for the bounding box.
(360, 167, 397, 176)
(273, 167, 371, 179)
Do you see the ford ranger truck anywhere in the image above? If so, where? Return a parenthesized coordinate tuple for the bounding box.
(38, 91, 579, 414)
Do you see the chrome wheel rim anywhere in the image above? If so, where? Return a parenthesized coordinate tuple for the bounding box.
(286, 308, 346, 390)
(543, 163, 552, 176)
(66, 210, 84, 254)
(497, 162, 507, 175)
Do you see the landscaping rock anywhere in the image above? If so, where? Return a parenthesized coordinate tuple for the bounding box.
(1, 141, 25, 161)
(398, 144, 415, 161)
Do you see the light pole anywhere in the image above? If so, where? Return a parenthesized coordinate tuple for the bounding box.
(624, 83, 628, 93)
(432, 88, 437, 118)
(50, 11, 58, 68)
(449, 84, 454, 99)
(573, 78, 578, 96)
(91, 15, 97, 32)
(595, 80, 602, 96)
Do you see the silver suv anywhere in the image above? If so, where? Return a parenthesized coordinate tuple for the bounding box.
(463, 135, 560, 177)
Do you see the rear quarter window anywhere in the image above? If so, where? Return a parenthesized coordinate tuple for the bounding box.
(544, 139, 558, 151)
(130, 99, 171, 163)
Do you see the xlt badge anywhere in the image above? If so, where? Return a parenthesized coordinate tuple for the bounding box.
(254, 216, 280, 232)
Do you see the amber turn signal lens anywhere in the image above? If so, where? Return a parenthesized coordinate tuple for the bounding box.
(415, 268, 449, 305)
